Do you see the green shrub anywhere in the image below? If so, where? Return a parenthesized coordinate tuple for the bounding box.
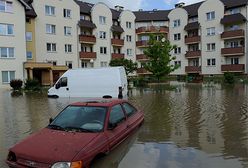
(10, 79, 23, 90)
(25, 79, 41, 91)
(133, 77, 148, 87)
(224, 72, 235, 84)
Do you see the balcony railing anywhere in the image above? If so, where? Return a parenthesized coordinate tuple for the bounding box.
(185, 36, 201, 44)
(79, 35, 96, 44)
(79, 51, 96, 59)
(185, 50, 201, 58)
(111, 39, 124, 46)
(136, 40, 149, 47)
(136, 54, 149, 61)
(221, 47, 244, 56)
(221, 29, 244, 39)
(111, 53, 125, 59)
(221, 64, 245, 72)
(137, 68, 151, 75)
(185, 66, 201, 73)
(136, 26, 169, 34)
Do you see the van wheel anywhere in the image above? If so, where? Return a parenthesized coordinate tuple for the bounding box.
(102, 95, 112, 99)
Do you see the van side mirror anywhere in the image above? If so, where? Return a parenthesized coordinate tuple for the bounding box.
(55, 83, 60, 89)
(108, 122, 117, 130)
(49, 118, 54, 124)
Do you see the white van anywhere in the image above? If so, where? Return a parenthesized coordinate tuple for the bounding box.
(48, 67, 128, 98)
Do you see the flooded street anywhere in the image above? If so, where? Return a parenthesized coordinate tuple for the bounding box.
(1, 83, 248, 168)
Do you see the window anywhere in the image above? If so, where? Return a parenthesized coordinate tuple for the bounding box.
(0, 47, 14, 58)
(126, 22, 132, 28)
(109, 104, 125, 125)
(230, 8, 240, 14)
(65, 44, 72, 53)
(0, 24, 13, 35)
(64, 26, 72, 36)
(0, 0, 13, 13)
(47, 60, 57, 66)
(127, 49, 132, 56)
(174, 47, 181, 54)
(66, 61, 72, 69)
(231, 58, 239, 64)
(26, 32, 32, 41)
(101, 61, 108, 67)
(47, 43, 56, 52)
(207, 27, 215, 36)
(207, 43, 215, 51)
(174, 33, 181, 40)
(206, 11, 215, 21)
(230, 41, 239, 48)
(123, 103, 137, 117)
(80, 15, 86, 20)
(173, 19, 180, 27)
(59, 77, 67, 87)
(46, 24, 56, 34)
(81, 61, 88, 68)
(100, 47, 107, 54)
(174, 61, 181, 67)
(45, 5, 55, 16)
(26, 51, 32, 59)
(99, 31, 106, 39)
(126, 35, 132, 42)
(63, 9, 71, 18)
(99, 16, 106, 24)
(2, 71, 15, 83)
(207, 59, 216, 66)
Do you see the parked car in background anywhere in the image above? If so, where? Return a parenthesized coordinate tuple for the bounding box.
(48, 67, 128, 98)
(6, 99, 144, 168)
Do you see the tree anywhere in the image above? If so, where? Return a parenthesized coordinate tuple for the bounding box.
(109, 58, 138, 75)
(144, 34, 179, 81)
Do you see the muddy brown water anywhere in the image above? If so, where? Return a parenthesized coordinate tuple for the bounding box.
(1, 82, 248, 168)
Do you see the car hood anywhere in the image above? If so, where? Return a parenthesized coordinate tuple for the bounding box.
(10, 128, 100, 164)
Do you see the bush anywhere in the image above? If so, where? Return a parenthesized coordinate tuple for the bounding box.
(133, 77, 148, 87)
(25, 79, 41, 91)
(10, 79, 23, 90)
(224, 72, 235, 84)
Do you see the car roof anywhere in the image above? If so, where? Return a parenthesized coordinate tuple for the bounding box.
(70, 99, 127, 107)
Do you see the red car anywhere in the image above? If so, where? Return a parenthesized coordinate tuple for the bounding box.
(6, 99, 144, 168)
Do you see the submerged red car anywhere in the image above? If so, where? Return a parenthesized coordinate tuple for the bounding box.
(6, 99, 144, 168)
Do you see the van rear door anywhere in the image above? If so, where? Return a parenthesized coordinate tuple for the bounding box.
(54, 77, 70, 97)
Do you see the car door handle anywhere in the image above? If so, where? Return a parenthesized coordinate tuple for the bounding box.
(66, 88, 69, 91)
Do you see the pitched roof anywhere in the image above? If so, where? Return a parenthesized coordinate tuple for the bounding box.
(78, 20, 96, 29)
(75, 0, 93, 15)
(111, 25, 124, 33)
(221, 0, 248, 9)
(18, 0, 31, 10)
(184, 22, 200, 30)
(221, 13, 247, 24)
(134, 10, 170, 22)
(24, 0, 37, 18)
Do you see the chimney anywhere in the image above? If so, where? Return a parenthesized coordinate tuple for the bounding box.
(175, 2, 185, 8)
(115, 5, 124, 11)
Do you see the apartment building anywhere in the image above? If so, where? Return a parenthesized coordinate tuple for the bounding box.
(0, 0, 29, 88)
(76, 1, 136, 69)
(24, 0, 80, 86)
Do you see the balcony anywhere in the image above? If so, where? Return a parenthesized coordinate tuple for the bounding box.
(111, 53, 125, 59)
(136, 26, 169, 34)
(111, 39, 124, 46)
(221, 47, 244, 56)
(137, 68, 151, 75)
(185, 36, 201, 44)
(221, 64, 245, 72)
(221, 29, 244, 39)
(185, 66, 201, 73)
(136, 40, 149, 48)
(79, 52, 96, 60)
(79, 35, 96, 44)
(185, 50, 201, 58)
(136, 54, 149, 61)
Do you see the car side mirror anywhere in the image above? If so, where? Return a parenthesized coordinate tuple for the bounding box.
(108, 122, 117, 130)
(49, 118, 54, 124)
(55, 83, 60, 89)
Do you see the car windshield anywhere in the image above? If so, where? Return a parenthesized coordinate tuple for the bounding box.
(48, 106, 107, 133)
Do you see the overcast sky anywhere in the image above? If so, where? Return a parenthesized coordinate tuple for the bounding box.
(82, 0, 203, 11)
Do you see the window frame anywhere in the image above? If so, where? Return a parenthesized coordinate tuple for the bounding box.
(45, 5, 55, 16)
(2, 71, 15, 84)
(0, 47, 14, 58)
(47, 43, 56, 52)
(0, 0, 13, 13)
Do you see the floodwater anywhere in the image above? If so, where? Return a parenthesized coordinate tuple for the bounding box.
(1, 82, 248, 168)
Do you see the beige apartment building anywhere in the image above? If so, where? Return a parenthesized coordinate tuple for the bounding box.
(0, 0, 29, 88)
(0, 0, 247, 88)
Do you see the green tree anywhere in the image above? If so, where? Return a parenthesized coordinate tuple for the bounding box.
(109, 58, 138, 75)
(144, 34, 179, 81)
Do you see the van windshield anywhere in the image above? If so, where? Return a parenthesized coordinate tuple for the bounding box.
(48, 106, 107, 133)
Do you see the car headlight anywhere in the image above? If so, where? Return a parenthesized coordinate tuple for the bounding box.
(51, 161, 82, 168)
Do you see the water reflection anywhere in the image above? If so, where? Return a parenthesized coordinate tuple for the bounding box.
(0, 83, 248, 168)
